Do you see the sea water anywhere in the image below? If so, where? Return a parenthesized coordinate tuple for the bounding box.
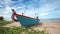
(39, 19, 60, 24)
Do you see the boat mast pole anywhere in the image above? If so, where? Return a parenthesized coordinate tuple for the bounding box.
(22, 4, 25, 16)
(33, 7, 38, 19)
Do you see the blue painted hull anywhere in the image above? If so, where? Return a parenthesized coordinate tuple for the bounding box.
(16, 15, 39, 27)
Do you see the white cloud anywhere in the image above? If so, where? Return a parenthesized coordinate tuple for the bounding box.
(17, 7, 22, 9)
(23, 8, 37, 18)
(39, 2, 59, 13)
(0, 14, 3, 16)
(0, 0, 60, 20)
(0, 0, 11, 6)
(40, 13, 48, 16)
(1, 6, 11, 14)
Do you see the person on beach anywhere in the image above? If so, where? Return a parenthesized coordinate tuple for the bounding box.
(11, 9, 18, 22)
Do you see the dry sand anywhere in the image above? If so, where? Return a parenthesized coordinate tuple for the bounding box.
(3, 20, 60, 34)
(3, 22, 21, 27)
(31, 23, 60, 34)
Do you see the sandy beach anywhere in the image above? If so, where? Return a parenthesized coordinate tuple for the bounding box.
(31, 20, 60, 34)
(3, 20, 60, 34)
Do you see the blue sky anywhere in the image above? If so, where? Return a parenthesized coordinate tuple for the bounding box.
(0, 0, 60, 20)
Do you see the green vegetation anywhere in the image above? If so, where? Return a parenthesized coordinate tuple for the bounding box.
(0, 21, 48, 34)
(0, 27, 47, 34)
(0, 21, 12, 26)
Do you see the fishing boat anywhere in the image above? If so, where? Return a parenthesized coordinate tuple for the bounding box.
(11, 9, 40, 27)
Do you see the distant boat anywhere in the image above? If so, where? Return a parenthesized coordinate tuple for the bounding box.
(11, 9, 40, 27)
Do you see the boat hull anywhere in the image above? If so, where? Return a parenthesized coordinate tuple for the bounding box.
(16, 15, 39, 27)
